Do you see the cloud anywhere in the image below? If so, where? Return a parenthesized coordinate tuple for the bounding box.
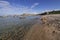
(0, 1, 30, 15)
(0, 1, 38, 16)
(0, 1, 10, 8)
(0, 1, 17, 15)
(31, 3, 39, 9)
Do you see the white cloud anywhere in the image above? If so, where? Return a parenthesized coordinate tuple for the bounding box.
(0, 1, 30, 15)
(31, 3, 39, 9)
(0, 1, 39, 16)
(0, 1, 10, 8)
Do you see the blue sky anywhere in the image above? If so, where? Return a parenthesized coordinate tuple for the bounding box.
(0, 0, 60, 15)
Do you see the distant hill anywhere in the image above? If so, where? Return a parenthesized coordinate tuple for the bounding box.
(49, 10, 60, 14)
(38, 10, 60, 15)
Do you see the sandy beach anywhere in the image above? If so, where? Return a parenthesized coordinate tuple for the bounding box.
(23, 14, 60, 40)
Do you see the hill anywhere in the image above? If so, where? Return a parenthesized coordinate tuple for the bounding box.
(38, 10, 60, 15)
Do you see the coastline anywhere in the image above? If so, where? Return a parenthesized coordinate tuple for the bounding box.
(0, 14, 60, 40)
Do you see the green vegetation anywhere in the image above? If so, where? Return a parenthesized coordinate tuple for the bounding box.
(38, 10, 60, 15)
(49, 10, 60, 14)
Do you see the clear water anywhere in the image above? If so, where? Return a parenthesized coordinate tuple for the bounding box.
(0, 16, 40, 33)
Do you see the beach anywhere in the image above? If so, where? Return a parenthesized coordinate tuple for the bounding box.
(0, 14, 60, 40)
(23, 14, 60, 40)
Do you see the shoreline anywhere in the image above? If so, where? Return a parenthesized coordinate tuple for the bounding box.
(0, 14, 60, 40)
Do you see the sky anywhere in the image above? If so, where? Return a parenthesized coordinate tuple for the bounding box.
(0, 0, 60, 15)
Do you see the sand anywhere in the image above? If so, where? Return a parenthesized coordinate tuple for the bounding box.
(24, 14, 60, 40)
